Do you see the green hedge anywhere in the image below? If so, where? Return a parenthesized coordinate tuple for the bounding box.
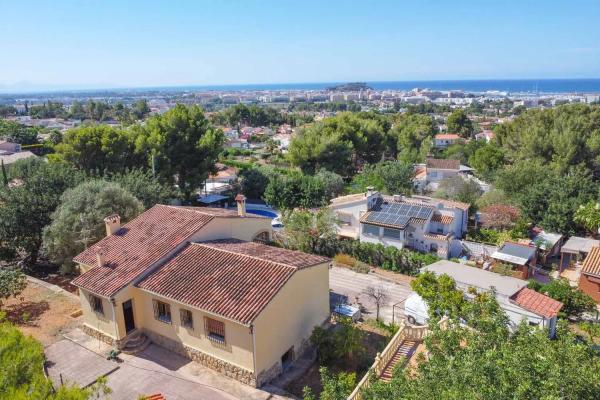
(308, 237, 439, 276)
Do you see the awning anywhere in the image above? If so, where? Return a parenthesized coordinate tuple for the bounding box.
(198, 194, 228, 204)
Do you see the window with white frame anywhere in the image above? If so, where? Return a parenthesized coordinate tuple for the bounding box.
(336, 212, 352, 226)
(180, 308, 193, 329)
(152, 300, 171, 324)
(89, 294, 104, 315)
(383, 227, 401, 240)
(362, 224, 379, 236)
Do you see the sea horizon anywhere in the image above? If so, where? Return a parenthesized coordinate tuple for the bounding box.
(2, 78, 600, 96)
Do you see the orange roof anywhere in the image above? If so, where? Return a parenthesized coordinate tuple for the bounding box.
(72, 205, 266, 297)
(435, 133, 461, 140)
(510, 288, 563, 318)
(431, 213, 454, 225)
(581, 246, 600, 277)
(426, 158, 460, 170)
(137, 240, 328, 325)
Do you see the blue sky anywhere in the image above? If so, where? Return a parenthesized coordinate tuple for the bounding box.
(0, 0, 599, 90)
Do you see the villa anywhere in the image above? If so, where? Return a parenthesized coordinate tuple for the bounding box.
(330, 189, 469, 258)
(71, 201, 330, 387)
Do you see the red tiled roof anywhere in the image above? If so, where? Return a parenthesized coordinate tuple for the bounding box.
(137, 241, 329, 325)
(431, 213, 454, 225)
(581, 246, 600, 278)
(71, 205, 254, 297)
(510, 288, 563, 318)
(426, 158, 460, 170)
(435, 133, 461, 140)
(200, 239, 329, 269)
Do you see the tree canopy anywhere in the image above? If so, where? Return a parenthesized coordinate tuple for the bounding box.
(139, 104, 224, 200)
(446, 109, 475, 138)
(362, 273, 600, 400)
(0, 317, 111, 399)
(43, 180, 144, 271)
(0, 159, 83, 266)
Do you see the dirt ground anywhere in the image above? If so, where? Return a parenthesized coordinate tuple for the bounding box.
(2, 280, 82, 346)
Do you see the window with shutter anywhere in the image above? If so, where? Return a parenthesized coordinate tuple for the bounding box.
(153, 299, 171, 324)
(204, 317, 225, 344)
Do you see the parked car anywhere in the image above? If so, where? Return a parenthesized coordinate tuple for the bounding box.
(404, 293, 429, 325)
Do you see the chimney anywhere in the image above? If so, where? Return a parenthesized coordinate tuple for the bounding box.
(104, 214, 121, 237)
(96, 247, 106, 268)
(235, 194, 247, 217)
(366, 186, 374, 198)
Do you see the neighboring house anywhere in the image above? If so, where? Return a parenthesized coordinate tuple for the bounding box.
(425, 158, 460, 183)
(207, 163, 237, 184)
(531, 228, 564, 267)
(225, 138, 250, 150)
(423, 260, 563, 337)
(559, 236, 600, 271)
(0, 140, 37, 168)
(578, 246, 600, 303)
(433, 133, 461, 148)
(330, 189, 469, 258)
(474, 130, 494, 142)
(0, 140, 22, 152)
(491, 242, 537, 280)
(71, 202, 330, 387)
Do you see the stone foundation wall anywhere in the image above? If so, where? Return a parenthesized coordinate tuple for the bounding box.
(143, 329, 257, 387)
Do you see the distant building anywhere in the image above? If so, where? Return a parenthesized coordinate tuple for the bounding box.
(330, 189, 469, 258)
(434, 133, 461, 148)
(0, 140, 37, 168)
(423, 260, 562, 337)
(578, 246, 600, 303)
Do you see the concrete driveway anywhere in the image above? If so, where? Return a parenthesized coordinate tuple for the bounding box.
(329, 266, 413, 324)
(49, 330, 291, 400)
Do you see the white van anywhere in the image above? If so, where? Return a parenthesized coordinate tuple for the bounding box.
(404, 293, 429, 325)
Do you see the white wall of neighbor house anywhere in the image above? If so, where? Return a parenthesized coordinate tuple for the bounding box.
(332, 201, 367, 232)
(427, 168, 458, 183)
(252, 262, 330, 375)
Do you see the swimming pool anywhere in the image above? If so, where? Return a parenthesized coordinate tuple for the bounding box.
(246, 209, 278, 219)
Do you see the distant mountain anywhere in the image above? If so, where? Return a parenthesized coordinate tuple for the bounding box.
(326, 82, 372, 91)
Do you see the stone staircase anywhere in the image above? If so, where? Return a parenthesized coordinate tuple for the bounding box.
(119, 330, 151, 355)
(379, 340, 418, 382)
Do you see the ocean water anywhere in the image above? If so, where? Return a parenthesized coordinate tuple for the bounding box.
(3, 79, 600, 97)
(149, 79, 600, 94)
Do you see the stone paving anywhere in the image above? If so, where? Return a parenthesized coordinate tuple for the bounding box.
(51, 329, 291, 400)
(45, 339, 118, 388)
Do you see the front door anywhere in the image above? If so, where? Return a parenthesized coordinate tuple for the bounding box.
(122, 300, 135, 333)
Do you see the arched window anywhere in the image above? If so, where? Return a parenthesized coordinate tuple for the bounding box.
(252, 231, 270, 244)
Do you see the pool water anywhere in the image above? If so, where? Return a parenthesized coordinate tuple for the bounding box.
(246, 209, 278, 219)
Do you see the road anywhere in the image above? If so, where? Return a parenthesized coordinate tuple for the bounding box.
(329, 266, 414, 324)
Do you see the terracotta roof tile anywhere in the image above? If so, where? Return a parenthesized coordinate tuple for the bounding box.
(200, 239, 329, 269)
(431, 213, 454, 225)
(510, 288, 563, 318)
(426, 158, 460, 170)
(581, 246, 600, 277)
(72, 205, 264, 297)
(435, 133, 461, 140)
(424, 232, 451, 241)
(137, 241, 328, 325)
